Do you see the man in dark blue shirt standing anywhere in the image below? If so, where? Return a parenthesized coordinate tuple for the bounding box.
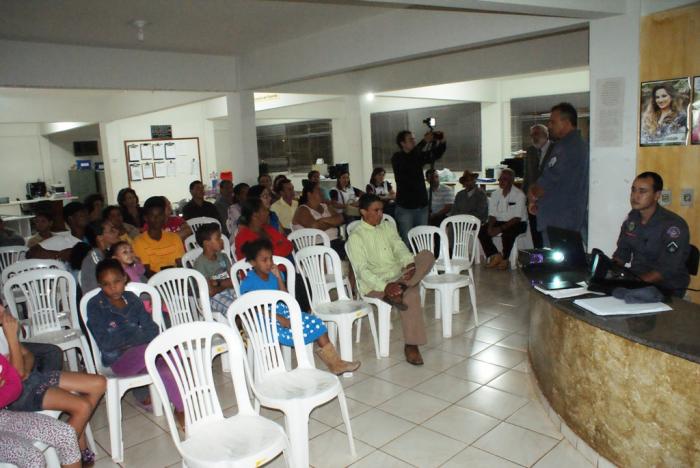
(391, 130, 446, 244)
(528, 103, 589, 246)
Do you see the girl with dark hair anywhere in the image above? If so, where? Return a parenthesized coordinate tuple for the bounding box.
(117, 188, 144, 229)
(239, 239, 360, 375)
(366, 167, 396, 216)
(234, 198, 293, 261)
(226, 182, 250, 239)
(80, 219, 120, 293)
(329, 170, 364, 218)
(103, 205, 140, 242)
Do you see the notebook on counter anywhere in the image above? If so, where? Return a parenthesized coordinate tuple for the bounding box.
(573, 296, 672, 316)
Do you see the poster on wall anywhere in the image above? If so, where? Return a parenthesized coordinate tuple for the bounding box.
(639, 77, 690, 146)
(692, 76, 700, 145)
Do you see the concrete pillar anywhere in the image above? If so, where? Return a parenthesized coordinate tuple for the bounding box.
(587, 0, 641, 253)
(226, 91, 259, 185)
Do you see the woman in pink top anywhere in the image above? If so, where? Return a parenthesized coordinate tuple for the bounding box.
(0, 351, 82, 467)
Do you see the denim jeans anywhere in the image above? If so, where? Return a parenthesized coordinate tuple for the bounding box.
(395, 205, 429, 246)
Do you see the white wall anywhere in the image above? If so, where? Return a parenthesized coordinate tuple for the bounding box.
(0, 124, 104, 202)
(100, 100, 223, 205)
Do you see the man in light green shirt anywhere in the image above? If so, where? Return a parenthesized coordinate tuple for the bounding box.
(347, 194, 435, 365)
(271, 179, 298, 233)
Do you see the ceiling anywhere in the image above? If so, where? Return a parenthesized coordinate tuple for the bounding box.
(0, 0, 394, 56)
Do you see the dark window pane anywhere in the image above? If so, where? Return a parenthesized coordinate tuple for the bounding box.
(371, 103, 482, 172)
(256, 119, 333, 173)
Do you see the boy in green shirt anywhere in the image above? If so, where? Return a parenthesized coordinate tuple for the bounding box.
(193, 223, 235, 316)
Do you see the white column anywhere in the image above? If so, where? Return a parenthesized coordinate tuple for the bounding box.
(341, 96, 366, 185)
(226, 92, 259, 184)
(587, 0, 641, 253)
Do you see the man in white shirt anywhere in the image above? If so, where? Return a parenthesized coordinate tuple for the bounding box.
(426, 169, 454, 226)
(479, 168, 527, 269)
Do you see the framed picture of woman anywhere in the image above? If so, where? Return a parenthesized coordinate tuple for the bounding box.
(691, 76, 700, 145)
(639, 78, 690, 146)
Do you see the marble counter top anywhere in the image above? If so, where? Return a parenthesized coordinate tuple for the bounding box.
(521, 268, 700, 364)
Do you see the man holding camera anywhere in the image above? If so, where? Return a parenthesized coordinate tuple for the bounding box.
(392, 128, 446, 244)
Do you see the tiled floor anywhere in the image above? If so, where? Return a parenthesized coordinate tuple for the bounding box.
(90, 266, 595, 467)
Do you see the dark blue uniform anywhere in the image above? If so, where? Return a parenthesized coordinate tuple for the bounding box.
(613, 205, 690, 296)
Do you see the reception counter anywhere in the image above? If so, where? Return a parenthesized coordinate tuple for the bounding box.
(525, 271, 700, 467)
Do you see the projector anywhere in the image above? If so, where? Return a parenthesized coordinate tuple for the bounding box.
(517, 248, 568, 271)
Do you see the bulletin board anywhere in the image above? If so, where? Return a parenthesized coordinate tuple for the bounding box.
(123, 137, 203, 204)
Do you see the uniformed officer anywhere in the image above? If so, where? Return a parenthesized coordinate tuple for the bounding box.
(613, 172, 690, 297)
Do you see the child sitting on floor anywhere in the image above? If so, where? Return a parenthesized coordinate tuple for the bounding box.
(240, 238, 360, 375)
(86, 259, 185, 427)
(192, 223, 236, 317)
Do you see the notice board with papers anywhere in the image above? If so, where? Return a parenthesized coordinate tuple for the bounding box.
(124, 137, 202, 203)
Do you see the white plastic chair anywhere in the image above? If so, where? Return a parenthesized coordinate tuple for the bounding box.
(184, 234, 199, 252)
(79, 284, 165, 463)
(0, 245, 28, 272)
(296, 246, 379, 369)
(408, 226, 477, 337)
(1, 259, 66, 312)
(228, 290, 355, 468)
(288, 228, 353, 299)
(230, 256, 310, 371)
(182, 248, 203, 269)
(344, 244, 393, 358)
(148, 268, 215, 325)
(149, 268, 230, 373)
(186, 216, 221, 234)
(144, 321, 290, 468)
(3, 269, 95, 373)
(439, 215, 481, 313)
(186, 233, 233, 263)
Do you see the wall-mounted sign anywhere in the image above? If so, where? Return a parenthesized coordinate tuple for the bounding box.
(151, 125, 173, 139)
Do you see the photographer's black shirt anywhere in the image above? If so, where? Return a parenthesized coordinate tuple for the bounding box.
(391, 140, 446, 209)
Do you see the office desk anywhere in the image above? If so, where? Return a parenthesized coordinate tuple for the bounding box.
(0, 196, 77, 232)
(523, 269, 700, 466)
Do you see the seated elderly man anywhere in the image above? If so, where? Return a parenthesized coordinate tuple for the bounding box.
(347, 194, 435, 365)
(479, 168, 527, 269)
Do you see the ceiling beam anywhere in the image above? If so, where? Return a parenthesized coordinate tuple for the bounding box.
(334, 0, 626, 19)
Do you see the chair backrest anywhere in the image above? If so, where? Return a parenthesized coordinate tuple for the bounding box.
(0, 246, 28, 273)
(186, 216, 221, 234)
(287, 228, 330, 252)
(79, 283, 164, 374)
(3, 269, 77, 336)
(346, 220, 361, 236)
(440, 215, 481, 266)
(230, 256, 295, 298)
(407, 226, 450, 274)
(145, 321, 254, 440)
(383, 214, 397, 229)
(1, 259, 66, 285)
(184, 234, 198, 252)
(227, 290, 312, 383)
(181, 248, 203, 269)
(148, 268, 213, 327)
(295, 245, 348, 308)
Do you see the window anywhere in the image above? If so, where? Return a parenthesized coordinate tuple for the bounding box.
(370, 103, 481, 172)
(510, 92, 590, 153)
(257, 119, 332, 173)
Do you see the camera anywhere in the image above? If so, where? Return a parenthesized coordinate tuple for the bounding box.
(433, 131, 444, 140)
(422, 117, 436, 129)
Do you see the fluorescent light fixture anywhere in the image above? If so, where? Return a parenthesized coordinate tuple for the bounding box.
(365, 93, 375, 102)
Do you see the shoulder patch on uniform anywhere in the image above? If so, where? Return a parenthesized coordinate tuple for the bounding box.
(548, 156, 557, 168)
(666, 226, 680, 239)
(666, 241, 679, 253)
(627, 221, 636, 232)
